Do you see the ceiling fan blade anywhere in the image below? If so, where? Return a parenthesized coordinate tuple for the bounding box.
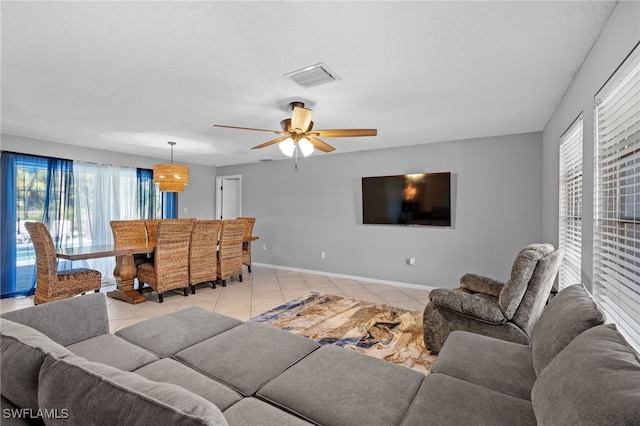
(313, 129, 378, 138)
(291, 106, 313, 132)
(308, 137, 335, 153)
(251, 136, 290, 150)
(215, 124, 285, 134)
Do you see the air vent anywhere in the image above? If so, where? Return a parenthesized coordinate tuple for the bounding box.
(284, 63, 340, 88)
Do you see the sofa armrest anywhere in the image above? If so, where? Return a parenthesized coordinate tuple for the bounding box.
(0, 293, 109, 346)
(429, 288, 507, 324)
(459, 273, 505, 297)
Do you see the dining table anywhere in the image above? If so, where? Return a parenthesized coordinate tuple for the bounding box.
(56, 243, 155, 304)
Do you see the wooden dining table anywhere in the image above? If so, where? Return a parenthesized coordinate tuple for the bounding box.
(56, 243, 155, 304)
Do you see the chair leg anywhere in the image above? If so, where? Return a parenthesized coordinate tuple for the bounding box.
(211, 280, 216, 289)
(158, 293, 164, 303)
(221, 279, 226, 287)
(191, 285, 196, 295)
(248, 265, 251, 273)
(183, 287, 188, 297)
(239, 274, 243, 283)
(95, 290, 100, 293)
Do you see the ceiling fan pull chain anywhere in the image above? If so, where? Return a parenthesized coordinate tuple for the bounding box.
(294, 144, 299, 172)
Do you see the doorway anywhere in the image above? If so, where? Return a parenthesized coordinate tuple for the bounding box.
(215, 175, 242, 220)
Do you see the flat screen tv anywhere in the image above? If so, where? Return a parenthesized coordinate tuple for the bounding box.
(362, 172, 451, 226)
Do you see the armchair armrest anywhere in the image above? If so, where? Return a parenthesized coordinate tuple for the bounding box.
(459, 273, 505, 297)
(429, 288, 507, 324)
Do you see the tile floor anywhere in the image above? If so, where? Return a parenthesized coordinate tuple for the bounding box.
(0, 266, 433, 334)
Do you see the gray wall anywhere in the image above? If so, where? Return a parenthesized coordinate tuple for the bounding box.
(541, 1, 639, 293)
(1, 134, 217, 219)
(218, 132, 543, 288)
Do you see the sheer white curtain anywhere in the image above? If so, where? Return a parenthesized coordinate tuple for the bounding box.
(73, 162, 138, 284)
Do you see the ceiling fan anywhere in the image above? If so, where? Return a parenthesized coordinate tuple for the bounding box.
(214, 101, 377, 157)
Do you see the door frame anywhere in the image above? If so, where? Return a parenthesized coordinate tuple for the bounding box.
(215, 174, 242, 220)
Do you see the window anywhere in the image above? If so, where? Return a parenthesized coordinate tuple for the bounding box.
(558, 115, 583, 290)
(593, 43, 640, 352)
(1, 153, 170, 298)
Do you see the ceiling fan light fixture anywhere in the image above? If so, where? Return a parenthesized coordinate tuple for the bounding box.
(298, 138, 314, 157)
(279, 138, 296, 157)
(284, 63, 340, 88)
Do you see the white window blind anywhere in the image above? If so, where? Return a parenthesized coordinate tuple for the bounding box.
(559, 116, 583, 290)
(593, 43, 640, 352)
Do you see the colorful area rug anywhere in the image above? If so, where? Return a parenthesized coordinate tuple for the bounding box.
(251, 292, 436, 374)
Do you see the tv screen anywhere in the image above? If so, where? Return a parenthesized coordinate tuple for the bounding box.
(362, 172, 451, 226)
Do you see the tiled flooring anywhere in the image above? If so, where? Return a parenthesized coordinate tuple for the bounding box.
(0, 266, 433, 333)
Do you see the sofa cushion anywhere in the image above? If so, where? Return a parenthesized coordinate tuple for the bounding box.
(257, 345, 424, 426)
(38, 353, 228, 426)
(223, 398, 313, 426)
(135, 358, 242, 411)
(115, 307, 243, 357)
(176, 321, 320, 396)
(529, 283, 604, 376)
(531, 324, 640, 425)
(402, 373, 536, 426)
(0, 293, 109, 346)
(431, 330, 535, 400)
(66, 333, 159, 371)
(0, 318, 73, 410)
(499, 243, 553, 319)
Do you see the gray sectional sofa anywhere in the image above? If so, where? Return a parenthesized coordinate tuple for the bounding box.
(1, 284, 639, 425)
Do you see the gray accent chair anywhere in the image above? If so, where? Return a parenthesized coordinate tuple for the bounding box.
(423, 243, 563, 354)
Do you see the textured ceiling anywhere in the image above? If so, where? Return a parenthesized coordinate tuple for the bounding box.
(1, 1, 616, 166)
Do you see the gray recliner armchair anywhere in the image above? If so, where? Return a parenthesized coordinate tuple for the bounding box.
(423, 243, 564, 354)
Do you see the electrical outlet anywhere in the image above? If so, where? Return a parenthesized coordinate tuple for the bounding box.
(321, 251, 326, 259)
(183, 207, 188, 214)
(262, 244, 267, 251)
(408, 257, 416, 266)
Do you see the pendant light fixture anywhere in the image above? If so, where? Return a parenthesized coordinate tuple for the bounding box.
(153, 141, 189, 192)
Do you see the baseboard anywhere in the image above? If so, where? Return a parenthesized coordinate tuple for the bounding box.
(252, 263, 438, 292)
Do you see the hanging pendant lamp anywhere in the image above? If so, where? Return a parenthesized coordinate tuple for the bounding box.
(153, 141, 189, 192)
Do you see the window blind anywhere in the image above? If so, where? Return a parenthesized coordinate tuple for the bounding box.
(558, 116, 583, 290)
(593, 43, 640, 352)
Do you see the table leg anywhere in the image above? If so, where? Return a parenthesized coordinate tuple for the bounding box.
(107, 254, 146, 304)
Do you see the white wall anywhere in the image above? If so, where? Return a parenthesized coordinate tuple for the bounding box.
(541, 1, 640, 293)
(1, 134, 217, 219)
(218, 132, 543, 288)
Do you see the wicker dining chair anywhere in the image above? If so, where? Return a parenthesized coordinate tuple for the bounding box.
(25, 222, 102, 305)
(144, 219, 160, 245)
(217, 220, 245, 287)
(110, 220, 149, 266)
(137, 219, 193, 303)
(189, 220, 222, 294)
(236, 217, 256, 273)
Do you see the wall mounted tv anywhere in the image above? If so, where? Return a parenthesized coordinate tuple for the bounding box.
(362, 172, 451, 226)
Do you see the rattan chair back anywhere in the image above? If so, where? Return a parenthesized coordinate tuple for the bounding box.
(217, 220, 244, 286)
(137, 219, 193, 302)
(144, 219, 160, 245)
(25, 222, 102, 304)
(189, 220, 222, 292)
(236, 217, 256, 272)
(110, 220, 149, 266)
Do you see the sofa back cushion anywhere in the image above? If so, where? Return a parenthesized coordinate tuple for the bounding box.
(510, 248, 563, 334)
(0, 318, 73, 410)
(0, 293, 109, 346)
(499, 244, 554, 319)
(530, 284, 604, 376)
(531, 324, 640, 425)
(38, 353, 228, 426)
